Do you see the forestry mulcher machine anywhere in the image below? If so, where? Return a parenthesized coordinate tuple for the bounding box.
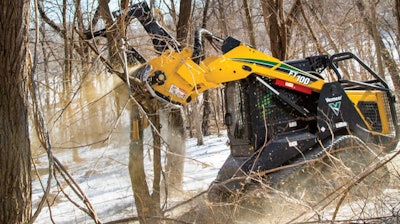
(87, 2, 399, 202)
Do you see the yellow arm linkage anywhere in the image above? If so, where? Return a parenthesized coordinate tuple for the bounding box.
(142, 43, 326, 105)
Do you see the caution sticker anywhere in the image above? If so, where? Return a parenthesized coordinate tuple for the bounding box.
(169, 84, 186, 99)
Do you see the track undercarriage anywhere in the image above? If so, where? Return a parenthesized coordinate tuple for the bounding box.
(208, 135, 392, 210)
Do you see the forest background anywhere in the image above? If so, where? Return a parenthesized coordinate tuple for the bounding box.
(1, 0, 399, 223)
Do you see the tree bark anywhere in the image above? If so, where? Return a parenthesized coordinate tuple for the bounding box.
(129, 103, 161, 224)
(0, 0, 32, 223)
(396, 0, 400, 38)
(39, 20, 51, 105)
(202, 0, 210, 28)
(166, 108, 185, 195)
(176, 1, 192, 43)
(260, 0, 301, 60)
(370, 0, 384, 76)
(98, 0, 121, 67)
(202, 91, 212, 136)
(260, 0, 286, 59)
(243, 0, 256, 48)
(193, 102, 204, 145)
(150, 102, 162, 218)
(129, 104, 151, 223)
(217, 0, 229, 36)
(201, 0, 212, 137)
(73, 0, 90, 69)
(62, 0, 72, 96)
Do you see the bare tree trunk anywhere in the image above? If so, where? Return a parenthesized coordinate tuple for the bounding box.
(261, 0, 285, 59)
(73, 0, 90, 70)
(202, 0, 210, 28)
(243, 0, 256, 48)
(98, 0, 121, 67)
(129, 104, 151, 223)
(201, 0, 212, 137)
(90, 1, 165, 222)
(217, 0, 229, 36)
(62, 0, 72, 97)
(150, 103, 162, 220)
(193, 102, 204, 145)
(129, 103, 161, 224)
(299, 1, 326, 54)
(202, 91, 212, 136)
(166, 108, 185, 195)
(0, 0, 32, 223)
(215, 89, 224, 136)
(356, 0, 400, 91)
(304, 2, 339, 53)
(397, 0, 400, 38)
(260, 0, 301, 60)
(168, 0, 177, 26)
(370, 0, 384, 76)
(176, 0, 192, 43)
(186, 106, 194, 138)
(39, 19, 51, 106)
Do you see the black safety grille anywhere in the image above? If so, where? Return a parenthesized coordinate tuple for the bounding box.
(382, 94, 397, 135)
(229, 81, 249, 140)
(251, 78, 301, 125)
(357, 101, 382, 132)
(225, 77, 310, 153)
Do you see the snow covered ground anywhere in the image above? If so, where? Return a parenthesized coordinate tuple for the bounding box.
(31, 124, 400, 224)
(32, 131, 230, 223)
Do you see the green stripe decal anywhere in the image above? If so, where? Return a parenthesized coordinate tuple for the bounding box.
(231, 58, 277, 68)
(230, 57, 319, 81)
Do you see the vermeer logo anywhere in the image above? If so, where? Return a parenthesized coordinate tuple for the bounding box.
(325, 96, 342, 103)
(325, 96, 342, 116)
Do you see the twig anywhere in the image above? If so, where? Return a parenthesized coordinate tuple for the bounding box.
(52, 156, 101, 223)
(287, 142, 400, 223)
(73, 26, 124, 80)
(30, 157, 55, 223)
(53, 167, 90, 214)
(164, 190, 208, 212)
(292, 214, 399, 224)
(28, 0, 54, 223)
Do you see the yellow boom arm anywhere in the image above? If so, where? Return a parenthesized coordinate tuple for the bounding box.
(133, 43, 326, 105)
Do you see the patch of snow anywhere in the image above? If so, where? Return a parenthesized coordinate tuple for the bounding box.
(32, 131, 230, 223)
